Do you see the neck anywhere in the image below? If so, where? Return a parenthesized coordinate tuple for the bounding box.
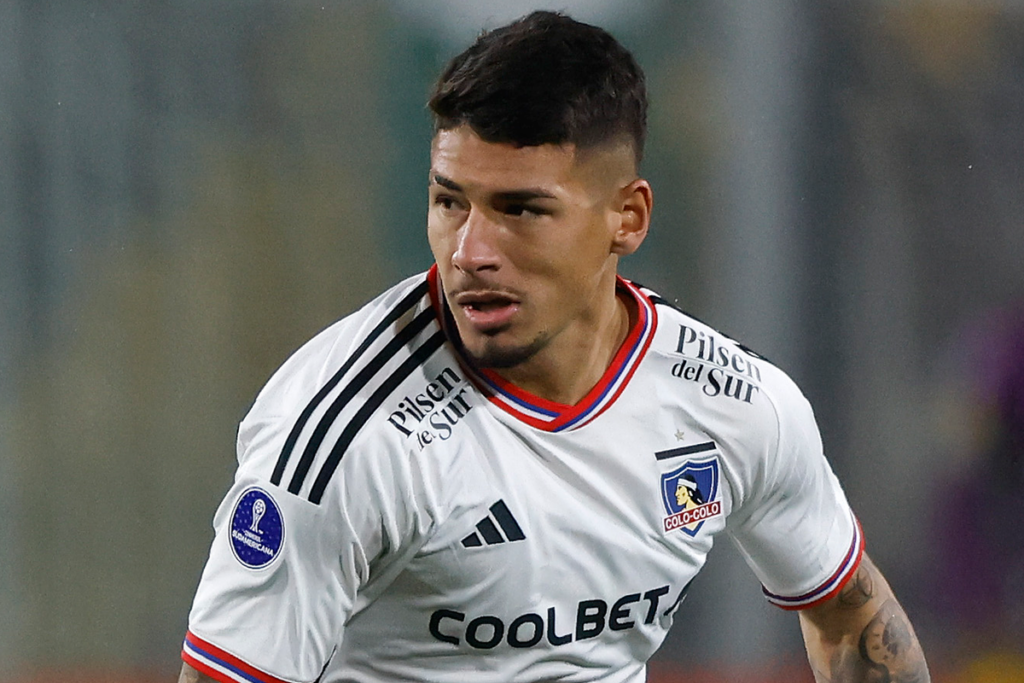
(493, 284, 635, 406)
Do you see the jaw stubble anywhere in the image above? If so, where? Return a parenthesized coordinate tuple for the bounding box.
(461, 327, 551, 370)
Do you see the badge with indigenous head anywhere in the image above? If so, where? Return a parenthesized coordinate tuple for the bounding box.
(660, 457, 722, 536)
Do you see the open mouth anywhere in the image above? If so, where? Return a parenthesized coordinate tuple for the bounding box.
(454, 292, 521, 331)
(466, 299, 511, 312)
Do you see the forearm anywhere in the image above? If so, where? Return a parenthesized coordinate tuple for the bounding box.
(178, 662, 216, 683)
(799, 554, 930, 683)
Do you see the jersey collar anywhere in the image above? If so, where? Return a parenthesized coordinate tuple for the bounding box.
(427, 265, 657, 432)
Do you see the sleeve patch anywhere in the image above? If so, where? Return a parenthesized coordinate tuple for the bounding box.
(229, 487, 285, 569)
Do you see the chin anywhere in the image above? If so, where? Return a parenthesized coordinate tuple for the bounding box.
(464, 334, 548, 370)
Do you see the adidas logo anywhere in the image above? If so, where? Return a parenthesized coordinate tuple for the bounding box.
(461, 499, 525, 547)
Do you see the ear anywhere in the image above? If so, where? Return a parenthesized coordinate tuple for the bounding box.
(610, 178, 653, 256)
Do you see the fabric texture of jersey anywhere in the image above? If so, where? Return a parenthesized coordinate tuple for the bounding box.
(185, 268, 862, 683)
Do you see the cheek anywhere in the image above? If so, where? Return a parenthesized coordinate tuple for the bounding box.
(533, 258, 598, 306)
(536, 228, 612, 279)
(426, 220, 452, 262)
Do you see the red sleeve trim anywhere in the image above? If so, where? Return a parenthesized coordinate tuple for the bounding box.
(762, 517, 865, 611)
(181, 630, 295, 683)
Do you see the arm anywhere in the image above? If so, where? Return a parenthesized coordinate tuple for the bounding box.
(177, 662, 214, 683)
(799, 553, 930, 683)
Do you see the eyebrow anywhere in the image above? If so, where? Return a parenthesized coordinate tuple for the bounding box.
(431, 174, 557, 202)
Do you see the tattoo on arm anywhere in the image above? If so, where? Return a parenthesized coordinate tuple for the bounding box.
(824, 599, 930, 683)
(837, 567, 874, 609)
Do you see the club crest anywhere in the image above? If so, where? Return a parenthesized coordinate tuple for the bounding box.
(229, 487, 284, 569)
(661, 457, 722, 535)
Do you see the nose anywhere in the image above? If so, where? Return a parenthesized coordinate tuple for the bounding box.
(451, 208, 501, 274)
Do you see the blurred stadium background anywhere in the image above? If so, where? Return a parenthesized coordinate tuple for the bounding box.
(2, 1, 1024, 681)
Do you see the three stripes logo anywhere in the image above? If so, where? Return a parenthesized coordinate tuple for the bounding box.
(461, 500, 526, 548)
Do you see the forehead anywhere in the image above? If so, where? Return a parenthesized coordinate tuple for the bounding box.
(430, 127, 579, 190)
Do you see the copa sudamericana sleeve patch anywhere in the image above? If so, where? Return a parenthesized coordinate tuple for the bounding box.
(229, 487, 285, 569)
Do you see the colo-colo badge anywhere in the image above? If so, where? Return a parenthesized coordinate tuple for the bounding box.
(660, 457, 722, 535)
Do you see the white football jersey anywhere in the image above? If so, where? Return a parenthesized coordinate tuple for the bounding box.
(184, 267, 862, 683)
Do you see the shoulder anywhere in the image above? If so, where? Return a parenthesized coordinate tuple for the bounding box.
(634, 282, 815, 447)
(242, 273, 432, 427)
(234, 272, 443, 484)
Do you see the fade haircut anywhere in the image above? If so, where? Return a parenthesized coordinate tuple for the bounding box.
(428, 11, 647, 165)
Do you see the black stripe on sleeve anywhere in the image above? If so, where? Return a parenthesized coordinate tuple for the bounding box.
(270, 281, 429, 486)
(489, 499, 525, 542)
(307, 330, 446, 504)
(654, 441, 717, 461)
(287, 308, 435, 494)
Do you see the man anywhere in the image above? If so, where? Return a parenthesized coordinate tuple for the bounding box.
(179, 11, 930, 683)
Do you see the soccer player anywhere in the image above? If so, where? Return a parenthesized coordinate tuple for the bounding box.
(178, 11, 930, 683)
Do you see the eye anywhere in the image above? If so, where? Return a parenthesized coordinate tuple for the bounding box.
(433, 194, 463, 212)
(502, 203, 548, 218)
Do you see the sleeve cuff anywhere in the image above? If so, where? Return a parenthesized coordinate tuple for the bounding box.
(761, 517, 865, 611)
(182, 630, 296, 683)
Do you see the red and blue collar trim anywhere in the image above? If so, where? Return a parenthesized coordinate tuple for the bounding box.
(427, 265, 657, 432)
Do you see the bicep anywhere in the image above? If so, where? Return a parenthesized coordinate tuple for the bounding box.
(183, 439, 430, 681)
(185, 484, 353, 680)
(729, 386, 862, 606)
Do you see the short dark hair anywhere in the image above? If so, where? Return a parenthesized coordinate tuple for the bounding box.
(428, 11, 647, 164)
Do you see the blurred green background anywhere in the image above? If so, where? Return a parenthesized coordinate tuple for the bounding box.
(3, 1, 1024, 681)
